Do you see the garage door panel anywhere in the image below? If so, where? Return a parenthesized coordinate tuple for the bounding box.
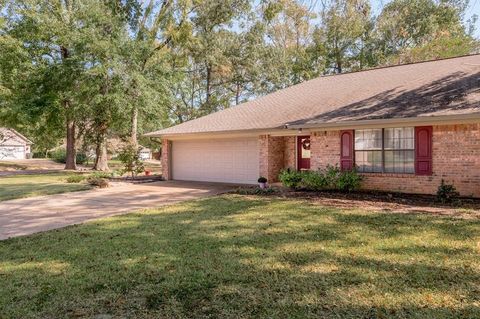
(172, 138, 259, 184)
(0, 146, 25, 160)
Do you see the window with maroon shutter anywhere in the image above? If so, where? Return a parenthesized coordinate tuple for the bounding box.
(415, 126, 433, 175)
(340, 130, 354, 171)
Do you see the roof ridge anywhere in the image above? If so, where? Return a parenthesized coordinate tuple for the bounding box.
(318, 53, 480, 78)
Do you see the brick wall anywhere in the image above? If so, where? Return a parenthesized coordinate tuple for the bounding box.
(259, 135, 286, 182)
(161, 139, 171, 180)
(310, 130, 341, 169)
(309, 124, 480, 197)
(284, 136, 296, 170)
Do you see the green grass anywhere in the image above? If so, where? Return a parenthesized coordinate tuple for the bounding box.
(1, 196, 479, 318)
(0, 173, 92, 201)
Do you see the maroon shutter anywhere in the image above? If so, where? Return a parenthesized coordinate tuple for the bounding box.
(415, 126, 433, 175)
(340, 130, 354, 171)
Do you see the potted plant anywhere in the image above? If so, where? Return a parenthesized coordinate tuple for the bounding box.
(258, 176, 268, 189)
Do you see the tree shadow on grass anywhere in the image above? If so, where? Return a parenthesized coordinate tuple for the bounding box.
(0, 195, 479, 318)
(0, 182, 90, 201)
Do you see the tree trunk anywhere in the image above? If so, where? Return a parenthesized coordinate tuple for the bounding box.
(206, 63, 212, 104)
(61, 45, 77, 170)
(235, 82, 241, 105)
(65, 114, 77, 170)
(130, 106, 138, 146)
(93, 134, 109, 171)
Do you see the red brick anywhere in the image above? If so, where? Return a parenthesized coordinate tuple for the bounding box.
(310, 124, 480, 197)
(161, 139, 171, 180)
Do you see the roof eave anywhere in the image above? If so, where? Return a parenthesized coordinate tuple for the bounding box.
(144, 127, 291, 139)
(287, 113, 480, 130)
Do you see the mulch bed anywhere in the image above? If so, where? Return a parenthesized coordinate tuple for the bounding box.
(234, 187, 480, 218)
(108, 175, 164, 184)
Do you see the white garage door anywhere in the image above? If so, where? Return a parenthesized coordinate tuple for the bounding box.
(172, 138, 259, 184)
(0, 146, 25, 160)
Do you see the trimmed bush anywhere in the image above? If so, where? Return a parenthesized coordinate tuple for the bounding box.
(50, 148, 88, 165)
(336, 168, 363, 192)
(87, 177, 109, 188)
(436, 179, 460, 203)
(50, 149, 67, 163)
(90, 171, 112, 179)
(76, 153, 88, 165)
(279, 165, 363, 192)
(300, 170, 329, 191)
(278, 169, 303, 189)
(66, 175, 86, 183)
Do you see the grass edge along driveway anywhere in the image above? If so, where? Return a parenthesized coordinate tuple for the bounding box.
(0, 173, 92, 201)
(0, 194, 479, 318)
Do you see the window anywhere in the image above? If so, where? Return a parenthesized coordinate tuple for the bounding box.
(355, 127, 415, 174)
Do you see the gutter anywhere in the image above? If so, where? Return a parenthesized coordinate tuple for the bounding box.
(287, 113, 480, 130)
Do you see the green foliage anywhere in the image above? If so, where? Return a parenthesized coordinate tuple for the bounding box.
(278, 168, 304, 189)
(90, 171, 113, 179)
(279, 166, 363, 192)
(65, 175, 87, 184)
(117, 143, 145, 178)
(300, 170, 329, 190)
(436, 179, 460, 204)
(336, 168, 363, 192)
(50, 149, 88, 165)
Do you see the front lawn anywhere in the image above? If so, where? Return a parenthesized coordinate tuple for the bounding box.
(1, 195, 479, 318)
(0, 173, 92, 201)
(0, 161, 28, 170)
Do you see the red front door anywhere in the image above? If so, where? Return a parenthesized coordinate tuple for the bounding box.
(297, 136, 311, 170)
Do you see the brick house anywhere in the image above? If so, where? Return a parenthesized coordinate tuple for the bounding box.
(146, 55, 480, 197)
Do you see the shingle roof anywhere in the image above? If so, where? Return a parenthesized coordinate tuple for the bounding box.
(146, 54, 480, 136)
(0, 128, 33, 145)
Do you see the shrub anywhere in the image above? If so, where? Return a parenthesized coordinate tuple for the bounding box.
(279, 166, 363, 192)
(279, 169, 303, 189)
(32, 152, 47, 158)
(336, 169, 363, 192)
(76, 153, 88, 165)
(50, 148, 88, 165)
(87, 177, 109, 188)
(300, 170, 329, 191)
(66, 175, 86, 183)
(436, 179, 460, 204)
(50, 148, 67, 163)
(117, 143, 145, 178)
(90, 171, 112, 179)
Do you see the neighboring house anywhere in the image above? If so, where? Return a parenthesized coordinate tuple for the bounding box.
(146, 54, 480, 197)
(139, 147, 152, 161)
(0, 128, 33, 160)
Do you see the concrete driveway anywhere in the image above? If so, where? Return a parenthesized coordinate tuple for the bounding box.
(0, 181, 233, 240)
